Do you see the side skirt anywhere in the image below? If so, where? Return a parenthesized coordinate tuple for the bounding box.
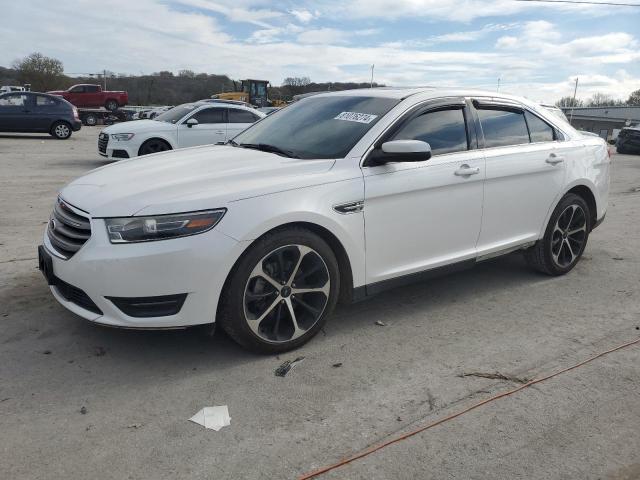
(351, 241, 536, 302)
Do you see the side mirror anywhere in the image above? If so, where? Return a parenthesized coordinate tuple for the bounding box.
(368, 139, 432, 165)
(186, 118, 198, 128)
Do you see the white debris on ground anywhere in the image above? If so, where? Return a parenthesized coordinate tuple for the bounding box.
(189, 406, 231, 431)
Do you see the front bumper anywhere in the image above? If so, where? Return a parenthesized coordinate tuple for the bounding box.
(41, 218, 245, 328)
(98, 134, 137, 159)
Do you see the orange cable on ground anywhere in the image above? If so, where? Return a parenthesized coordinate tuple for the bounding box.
(299, 336, 640, 479)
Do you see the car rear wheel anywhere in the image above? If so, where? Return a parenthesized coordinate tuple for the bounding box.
(218, 227, 340, 354)
(138, 138, 171, 156)
(83, 113, 98, 126)
(50, 121, 72, 140)
(105, 100, 118, 111)
(525, 193, 591, 275)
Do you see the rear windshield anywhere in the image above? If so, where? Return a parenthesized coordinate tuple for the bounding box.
(154, 104, 195, 123)
(232, 96, 399, 159)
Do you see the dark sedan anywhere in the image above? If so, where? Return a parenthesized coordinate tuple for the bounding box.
(0, 92, 82, 139)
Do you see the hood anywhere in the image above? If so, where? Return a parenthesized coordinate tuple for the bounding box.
(59, 145, 336, 217)
(102, 119, 175, 134)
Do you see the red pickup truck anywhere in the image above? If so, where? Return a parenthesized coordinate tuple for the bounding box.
(48, 84, 128, 111)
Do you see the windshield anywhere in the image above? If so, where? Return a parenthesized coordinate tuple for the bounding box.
(232, 95, 399, 159)
(543, 106, 569, 123)
(154, 104, 196, 123)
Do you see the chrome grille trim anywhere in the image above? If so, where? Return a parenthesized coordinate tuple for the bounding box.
(98, 132, 108, 154)
(47, 198, 92, 259)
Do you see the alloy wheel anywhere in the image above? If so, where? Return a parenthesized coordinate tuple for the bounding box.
(55, 124, 70, 139)
(243, 244, 330, 343)
(551, 204, 587, 268)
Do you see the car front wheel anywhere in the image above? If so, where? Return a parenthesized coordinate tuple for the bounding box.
(138, 138, 171, 156)
(525, 193, 591, 275)
(218, 228, 340, 354)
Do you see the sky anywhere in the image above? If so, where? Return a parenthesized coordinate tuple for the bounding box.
(0, 0, 639, 103)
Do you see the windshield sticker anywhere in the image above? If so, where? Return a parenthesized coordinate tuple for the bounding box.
(334, 111, 378, 124)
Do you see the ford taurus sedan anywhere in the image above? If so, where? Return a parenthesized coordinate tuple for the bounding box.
(39, 88, 610, 353)
(98, 101, 265, 159)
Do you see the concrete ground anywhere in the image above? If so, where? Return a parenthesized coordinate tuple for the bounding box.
(1, 128, 639, 480)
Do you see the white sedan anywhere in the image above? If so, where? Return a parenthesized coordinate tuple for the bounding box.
(41, 88, 609, 353)
(98, 101, 265, 159)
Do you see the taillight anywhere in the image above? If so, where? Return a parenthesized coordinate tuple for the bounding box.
(73, 107, 79, 120)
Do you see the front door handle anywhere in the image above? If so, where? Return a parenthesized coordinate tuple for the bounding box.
(214, 130, 225, 134)
(454, 164, 480, 176)
(546, 153, 564, 165)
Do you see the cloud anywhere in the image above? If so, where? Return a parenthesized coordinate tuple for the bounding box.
(330, 0, 612, 22)
(289, 9, 315, 23)
(296, 27, 378, 45)
(0, 0, 637, 104)
(175, 0, 282, 28)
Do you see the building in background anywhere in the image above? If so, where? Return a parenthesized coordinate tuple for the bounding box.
(561, 106, 640, 142)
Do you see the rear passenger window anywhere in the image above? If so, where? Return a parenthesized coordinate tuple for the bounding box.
(392, 108, 469, 155)
(228, 109, 260, 124)
(477, 108, 530, 148)
(36, 95, 58, 106)
(525, 111, 555, 143)
(192, 107, 225, 124)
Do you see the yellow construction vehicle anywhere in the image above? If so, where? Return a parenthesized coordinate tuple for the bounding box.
(212, 79, 286, 108)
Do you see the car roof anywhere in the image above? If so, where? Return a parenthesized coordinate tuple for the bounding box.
(310, 86, 540, 105)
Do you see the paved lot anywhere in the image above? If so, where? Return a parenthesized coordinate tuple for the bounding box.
(1, 128, 639, 480)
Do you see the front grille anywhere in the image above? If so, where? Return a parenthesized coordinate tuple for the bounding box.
(47, 198, 91, 259)
(54, 276, 102, 315)
(98, 132, 108, 154)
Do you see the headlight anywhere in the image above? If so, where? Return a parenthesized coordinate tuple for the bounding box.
(111, 133, 135, 141)
(105, 209, 226, 243)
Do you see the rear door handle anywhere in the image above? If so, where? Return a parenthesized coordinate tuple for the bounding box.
(454, 164, 480, 176)
(214, 130, 225, 134)
(546, 153, 564, 165)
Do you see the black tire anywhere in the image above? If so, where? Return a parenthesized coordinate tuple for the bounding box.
(218, 227, 340, 354)
(105, 99, 118, 111)
(138, 138, 171, 156)
(50, 121, 72, 140)
(525, 193, 591, 275)
(83, 113, 98, 126)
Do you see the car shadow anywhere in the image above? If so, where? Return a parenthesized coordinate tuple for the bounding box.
(0, 134, 54, 140)
(2, 251, 555, 392)
(50, 159, 116, 168)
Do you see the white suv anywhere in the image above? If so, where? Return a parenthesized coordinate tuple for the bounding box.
(98, 101, 265, 159)
(40, 88, 609, 353)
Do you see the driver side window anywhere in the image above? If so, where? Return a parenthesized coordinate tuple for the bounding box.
(69, 86, 85, 93)
(391, 107, 469, 156)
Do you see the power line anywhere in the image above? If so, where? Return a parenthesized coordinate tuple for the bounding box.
(516, 0, 640, 6)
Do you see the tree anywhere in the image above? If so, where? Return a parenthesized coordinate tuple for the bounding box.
(556, 96, 583, 108)
(12, 52, 64, 92)
(282, 76, 312, 95)
(585, 92, 616, 107)
(627, 89, 640, 106)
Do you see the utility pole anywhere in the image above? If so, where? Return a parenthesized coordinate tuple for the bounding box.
(103, 69, 107, 90)
(497, 76, 501, 92)
(569, 77, 579, 124)
(370, 64, 374, 88)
